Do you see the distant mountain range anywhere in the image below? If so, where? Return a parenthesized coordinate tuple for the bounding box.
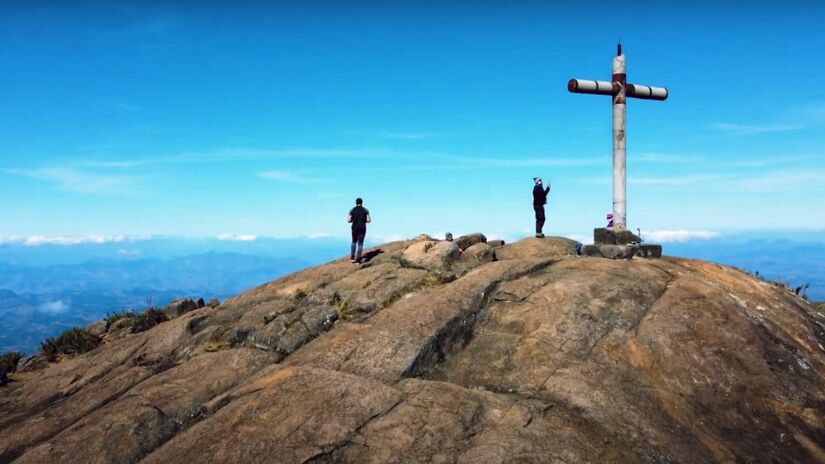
(664, 238, 825, 301)
(0, 238, 349, 353)
(0, 289, 34, 317)
(0, 252, 307, 295)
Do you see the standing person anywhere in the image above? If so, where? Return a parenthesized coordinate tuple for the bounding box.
(347, 198, 371, 264)
(532, 177, 551, 238)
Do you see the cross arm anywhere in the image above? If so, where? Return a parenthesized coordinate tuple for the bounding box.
(567, 79, 614, 96)
(568, 79, 668, 101)
(626, 84, 668, 101)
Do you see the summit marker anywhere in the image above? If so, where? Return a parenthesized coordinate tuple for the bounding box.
(568, 43, 668, 231)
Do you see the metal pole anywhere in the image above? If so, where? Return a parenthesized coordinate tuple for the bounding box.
(612, 46, 627, 230)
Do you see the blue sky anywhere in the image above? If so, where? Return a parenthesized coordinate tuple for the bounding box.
(1, 1, 824, 244)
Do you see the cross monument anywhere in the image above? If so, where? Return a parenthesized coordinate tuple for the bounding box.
(568, 43, 668, 231)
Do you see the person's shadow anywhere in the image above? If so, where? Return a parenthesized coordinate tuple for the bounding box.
(360, 249, 384, 264)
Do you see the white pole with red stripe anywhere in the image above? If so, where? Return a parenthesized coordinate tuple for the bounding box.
(567, 43, 668, 231)
(612, 50, 627, 229)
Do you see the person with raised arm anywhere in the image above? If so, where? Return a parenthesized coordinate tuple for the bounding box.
(532, 177, 551, 238)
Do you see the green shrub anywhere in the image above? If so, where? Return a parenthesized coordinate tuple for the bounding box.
(105, 310, 136, 326)
(331, 292, 354, 320)
(131, 308, 168, 333)
(0, 351, 22, 370)
(41, 328, 101, 362)
(752, 271, 810, 301)
(293, 288, 308, 302)
(0, 351, 23, 386)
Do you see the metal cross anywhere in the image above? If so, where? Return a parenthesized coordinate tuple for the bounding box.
(568, 43, 668, 230)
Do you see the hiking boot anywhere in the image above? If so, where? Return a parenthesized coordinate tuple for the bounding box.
(535, 233, 545, 238)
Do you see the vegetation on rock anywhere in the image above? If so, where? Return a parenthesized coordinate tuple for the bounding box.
(104, 310, 137, 326)
(131, 308, 168, 333)
(40, 328, 101, 361)
(0, 351, 22, 386)
(752, 270, 810, 300)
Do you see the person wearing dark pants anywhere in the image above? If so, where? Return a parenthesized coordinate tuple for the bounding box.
(347, 198, 371, 264)
(532, 177, 551, 238)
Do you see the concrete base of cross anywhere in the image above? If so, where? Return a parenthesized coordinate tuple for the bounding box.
(582, 243, 662, 259)
(594, 227, 640, 245)
(583, 228, 663, 259)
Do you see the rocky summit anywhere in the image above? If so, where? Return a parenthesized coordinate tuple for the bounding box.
(2, 235, 825, 463)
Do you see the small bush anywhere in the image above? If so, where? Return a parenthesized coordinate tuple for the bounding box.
(131, 308, 168, 333)
(293, 289, 308, 302)
(331, 292, 354, 320)
(41, 328, 101, 362)
(105, 310, 136, 326)
(0, 351, 23, 386)
(752, 271, 810, 301)
(423, 241, 436, 253)
(0, 351, 22, 370)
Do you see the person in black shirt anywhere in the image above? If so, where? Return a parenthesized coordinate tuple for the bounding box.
(532, 177, 551, 238)
(347, 198, 371, 264)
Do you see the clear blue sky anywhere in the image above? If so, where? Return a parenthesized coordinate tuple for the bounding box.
(2, 1, 824, 244)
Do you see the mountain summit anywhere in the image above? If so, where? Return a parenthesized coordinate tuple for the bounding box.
(1, 235, 824, 463)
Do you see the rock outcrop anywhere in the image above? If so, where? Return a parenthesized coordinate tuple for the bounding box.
(2, 236, 825, 463)
(455, 232, 487, 251)
(399, 240, 461, 272)
(460, 242, 495, 264)
(493, 236, 577, 260)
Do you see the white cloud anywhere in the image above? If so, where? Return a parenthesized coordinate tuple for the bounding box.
(628, 174, 725, 186)
(633, 152, 699, 164)
(0, 235, 142, 246)
(346, 130, 444, 140)
(485, 233, 513, 241)
(5, 167, 134, 193)
(307, 233, 333, 239)
(644, 230, 719, 243)
(712, 122, 803, 135)
(379, 132, 440, 140)
(370, 234, 407, 243)
(258, 170, 320, 184)
(445, 155, 604, 168)
(627, 152, 817, 169)
(117, 249, 141, 256)
(82, 160, 149, 168)
(37, 300, 70, 314)
(578, 174, 725, 186)
(734, 169, 825, 191)
(217, 233, 258, 242)
(79, 147, 385, 170)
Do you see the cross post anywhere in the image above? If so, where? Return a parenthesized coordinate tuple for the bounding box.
(568, 43, 668, 231)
